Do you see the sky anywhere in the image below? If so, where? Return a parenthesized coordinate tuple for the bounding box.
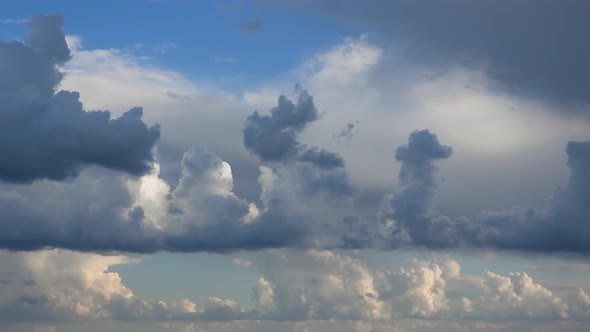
(1, 1, 590, 331)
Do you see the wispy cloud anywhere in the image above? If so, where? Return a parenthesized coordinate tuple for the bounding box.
(0, 18, 27, 24)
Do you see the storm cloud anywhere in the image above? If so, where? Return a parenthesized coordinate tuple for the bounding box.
(382, 129, 590, 254)
(298, 0, 590, 106)
(2, 15, 590, 256)
(0, 85, 362, 253)
(0, 14, 159, 183)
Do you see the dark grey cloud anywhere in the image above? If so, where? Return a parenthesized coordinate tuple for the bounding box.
(297, 0, 590, 106)
(243, 88, 346, 169)
(243, 89, 319, 162)
(384, 130, 454, 247)
(0, 14, 160, 183)
(0, 158, 300, 253)
(240, 20, 264, 33)
(0, 87, 361, 253)
(382, 129, 590, 254)
(299, 147, 344, 169)
(243, 87, 355, 212)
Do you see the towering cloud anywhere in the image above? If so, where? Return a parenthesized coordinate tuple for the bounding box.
(0, 14, 159, 183)
(383, 130, 590, 254)
(243, 88, 345, 169)
(0, 81, 363, 253)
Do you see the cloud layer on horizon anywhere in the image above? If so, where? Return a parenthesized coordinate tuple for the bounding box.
(2, 248, 590, 328)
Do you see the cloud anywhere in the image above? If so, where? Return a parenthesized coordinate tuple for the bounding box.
(2, 15, 590, 256)
(295, 0, 590, 106)
(231, 258, 252, 268)
(0, 249, 252, 323)
(381, 129, 590, 254)
(384, 259, 571, 321)
(252, 250, 388, 321)
(248, 251, 590, 323)
(0, 14, 160, 183)
(243, 89, 320, 162)
(0, 70, 364, 253)
(2, 248, 590, 328)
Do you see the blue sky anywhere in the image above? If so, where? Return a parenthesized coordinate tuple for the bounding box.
(2, 1, 590, 332)
(2, 0, 367, 89)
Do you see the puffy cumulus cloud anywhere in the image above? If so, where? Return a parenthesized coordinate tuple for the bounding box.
(268, 29, 590, 218)
(247, 251, 590, 323)
(0, 140, 305, 252)
(291, 0, 590, 106)
(3, 14, 590, 258)
(0, 77, 378, 253)
(251, 250, 388, 321)
(201, 297, 248, 321)
(2, 249, 590, 327)
(0, 14, 159, 183)
(243, 89, 388, 250)
(0, 249, 251, 324)
(381, 129, 590, 254)
(253, 278, 275, 310)
(386, 260, 454, 318)
(0, 249, 136, 321)
(60, 31, 258, 200)
(0, 166, 159, 252)
(384, 259, 571, 321)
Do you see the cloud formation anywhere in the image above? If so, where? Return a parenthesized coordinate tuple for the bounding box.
(0, 14, 159, 183)
(4, 249, 586, 325)
(382, 129, 590, 254)
(0, 80, 360, 252)
(304, 0, 590, 105)
(2, 15, 590, 256)
(243, 89, 320, 162)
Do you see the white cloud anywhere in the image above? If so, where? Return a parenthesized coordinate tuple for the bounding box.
(60, 37, 251, 172)
(253, 277, 275, 310)
(231, 258, 252, 268)
(251, 250, 389, 321)
(1, 248, 590, 330)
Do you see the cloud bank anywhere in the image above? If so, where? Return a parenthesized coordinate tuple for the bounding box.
(2, 249, 590, 325)
(1, 15, 589, 257)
